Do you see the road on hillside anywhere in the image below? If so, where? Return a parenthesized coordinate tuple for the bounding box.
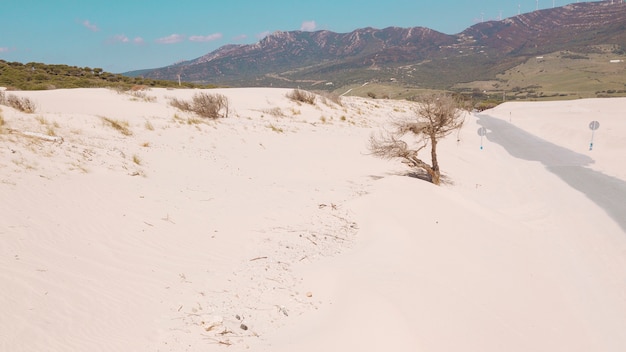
(476, 114, 626, 233)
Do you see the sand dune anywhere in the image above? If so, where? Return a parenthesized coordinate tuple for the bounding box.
(1, 88, 625, 351)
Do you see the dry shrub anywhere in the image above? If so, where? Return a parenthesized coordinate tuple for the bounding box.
(169, 98, 192, 111)
(286, 89, 316, 105)
(4, 94, 36, 113)
(191, 93, 229, 118)
(169, 92, 229, 119)
(128, 90, 156, 102)
(317, 91, 343, 106)
(0, 108, 5, 132)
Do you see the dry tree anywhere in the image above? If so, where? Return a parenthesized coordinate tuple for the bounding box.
(369, 93, 469, 185)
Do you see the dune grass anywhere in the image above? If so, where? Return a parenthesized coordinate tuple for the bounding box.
(101, 116, 132, 136)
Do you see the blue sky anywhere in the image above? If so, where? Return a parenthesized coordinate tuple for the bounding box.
(0, 0, 600, 73)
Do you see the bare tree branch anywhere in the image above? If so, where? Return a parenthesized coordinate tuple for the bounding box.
(369, 93, 468, 185)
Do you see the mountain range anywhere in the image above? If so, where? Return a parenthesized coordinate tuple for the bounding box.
(125, 1, 626, 93)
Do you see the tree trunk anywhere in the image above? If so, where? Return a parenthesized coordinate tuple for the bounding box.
(431, 170, 441, 185)
(430, 136, 440, 185)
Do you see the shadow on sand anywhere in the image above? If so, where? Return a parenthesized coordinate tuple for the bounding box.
(477, 114, 626, 233)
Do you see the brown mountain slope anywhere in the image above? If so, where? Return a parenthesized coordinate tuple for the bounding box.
(126, 1, 626, 92)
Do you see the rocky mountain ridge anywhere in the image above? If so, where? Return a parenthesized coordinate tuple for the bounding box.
(126, 1, 626, 90)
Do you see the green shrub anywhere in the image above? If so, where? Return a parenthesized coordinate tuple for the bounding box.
(0, 60, 215, 90)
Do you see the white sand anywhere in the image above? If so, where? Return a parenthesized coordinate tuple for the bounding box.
(1, 89, 625, 351)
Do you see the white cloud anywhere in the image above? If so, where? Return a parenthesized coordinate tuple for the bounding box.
(155, 34, 185, 44)
(300, 20, 317, 32)
(233, 34, 247, 42)
(82, 20, 99, 32)
(107, 35, 145, 46)
(111, 34, 130, 43)
(0, 47, 10, 53)
(189, 33, 223, 42)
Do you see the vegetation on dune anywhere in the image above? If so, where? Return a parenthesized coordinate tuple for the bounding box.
(100, 116, 133, 136)
(169, 92, 230, 119)
(369, 93, 470, 185)
(286, 89, 316, 105)
(0, 108, 5, 132)
(0, 89, 37, 113)
(0, 60, 215, 91)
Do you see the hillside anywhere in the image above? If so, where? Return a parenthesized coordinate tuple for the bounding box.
(0, 60, 212, 90)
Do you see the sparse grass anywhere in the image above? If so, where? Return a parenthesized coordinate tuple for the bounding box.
(45, 126, 56, 136)
(169, 92, 229, 119)
(187, 117, 203, 125)
(101, 116, 132, 136)
(35, 115, 47, 124)
(12, 157, 37, 170)
(141, 141, 150, 147)
(263, 107, 285, 117)
(286, 89, 316, 105)
(172, 113, 184, 122)
(144, 120, 155, 130)
(267, 124, 284, 133)
(31, 115, 60, 136)
(340, 115, 347, 121)
(69, 161, 89, 173)
(319, 116, 327, 123)
(132, 154, 142, 165)
(289, 107, 301, 116)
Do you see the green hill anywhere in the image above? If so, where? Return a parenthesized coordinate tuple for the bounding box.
(0, 60, 212, 90)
